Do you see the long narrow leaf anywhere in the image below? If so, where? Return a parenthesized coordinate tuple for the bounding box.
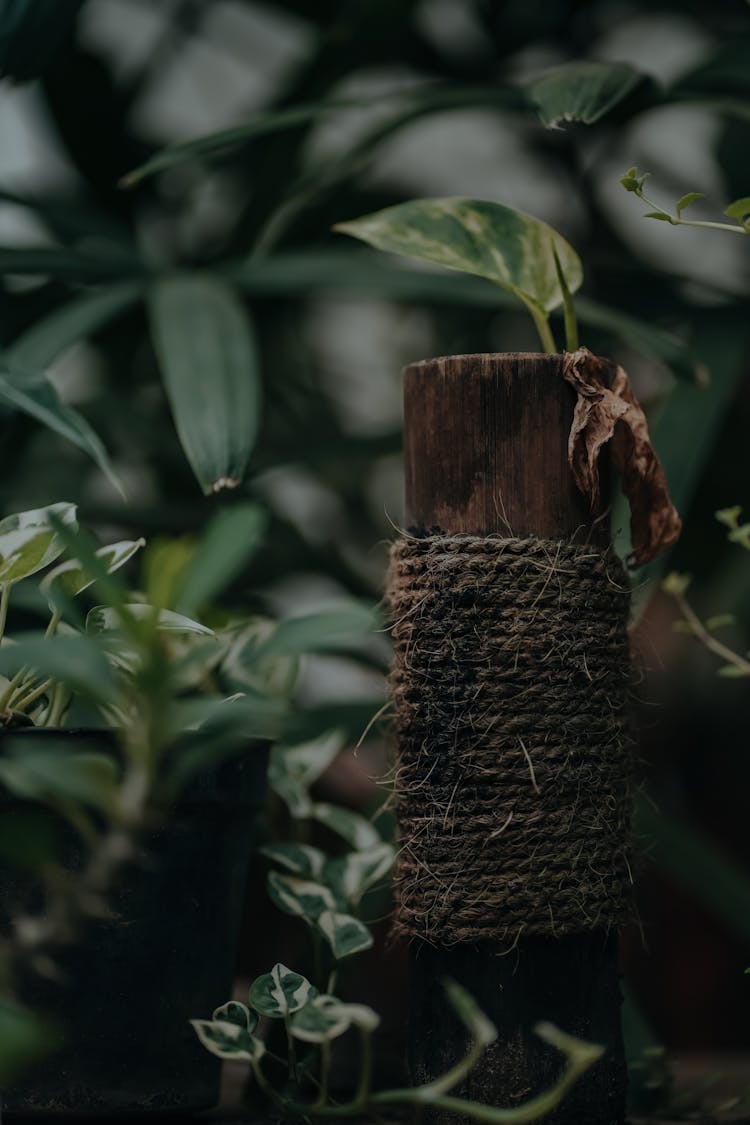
(8, 282, 143, 371)
(0, 360, 122, 494)
(148, 275, 262, 495)
(177, 502, 267, 614)
(121, 103, 357, 187)
(0, 246, 147, 281)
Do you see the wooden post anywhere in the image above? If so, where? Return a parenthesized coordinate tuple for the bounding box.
(401, 353, 626, 1125)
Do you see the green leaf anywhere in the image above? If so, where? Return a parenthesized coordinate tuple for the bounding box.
(317, 909, 374, 960)
(0, 747, 120, 813)
(7, 283, 143, 371)
(716, 506, 742, 530)
(248, 963, 318, 1018)
(0, 362, 121, 493)
(267, 730, 346, 817)
(86, 604, 213, 636)
(705, 614, 735, 630)
(224, 619, 300, 700)
(190, 1019, 264, 1062)
(619, 166, 650, 193)
(213, 1001, 258, 1033)
(676, 192, 705, 216)
(177, 503, 266, 615)
(325, 843, 395, 906)
(662, 571, 691, 597)
(717, 663, 749, 678)
(260, 842, 328, 881)
(41, 539, 145, 605)
(724, 196, 750, 221)
(334, 197, 583, 314)
(643, 211, 675, 223)
(0, 246, 146, 282)
(311, 802, 381, 850)
(213, 1001, 259, 1034)
(0, 633, 119, 704)
(121, 103, 352, 186)
(148, 274, 262, 495)
(257, 602, 377, 659)
(524, 61, 646, 128)
(267, 871, 337, 922)
(0, 502, 77, 586)
(289, 995, 352, 1043)
(291, 994, 379, 1043)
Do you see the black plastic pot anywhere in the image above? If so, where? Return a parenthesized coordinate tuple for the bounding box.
(0, 728, 268, 1116)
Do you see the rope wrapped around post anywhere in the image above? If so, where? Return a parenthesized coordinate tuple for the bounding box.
(388, 534, 634, 946)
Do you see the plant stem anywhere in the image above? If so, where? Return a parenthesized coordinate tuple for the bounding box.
(315, 1040, 331, 1109)
(519, 296, 557, 354)
(45, 682, 70, 728)
(552, 242, 579, 352)
(285, 1016, 299, 1084)
(0, 665, 28, 712)
(353, 1027, 373, 1107)
(677, 218, 748, 234)
(675, 593, 750, 677)
(0, 584, 10, 645)
(9, 677, 53, 714)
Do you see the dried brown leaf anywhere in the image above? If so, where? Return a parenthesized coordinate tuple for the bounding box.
(562, 348, 681, 568)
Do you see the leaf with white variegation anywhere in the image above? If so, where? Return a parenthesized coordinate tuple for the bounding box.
(190, 1019, 264, 1062)
(268, 730, 346, 817)
(325, 843, 395, 906)
(148, 274, 262, 495)
(0, 634, 119, 704)
(86, 604, 213, 636)
(42, 539, 145, 607)
(248, 963, 318, 1018)
(311, 802, 381, 850)
(334, 198, 582, 315)
(317, 910, 373, 960)
(213, 1001, 258, 1033)
(261, 842, 328, 881)
(0, 503, 77, 586)
(524, 61, 646, 128)
(290, 994, 379, 1043)
(267, 872, 337, 922)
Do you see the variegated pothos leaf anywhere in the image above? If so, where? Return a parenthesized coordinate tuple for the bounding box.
(248, 963, 318, 1018)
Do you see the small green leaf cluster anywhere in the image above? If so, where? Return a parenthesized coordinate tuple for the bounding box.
(194, 724, 604, 1120)
(264, 729, 394, 961)
(193, 962, 602, 1121)
(663, 507, 750, 681)
(621, 167, 750, 234)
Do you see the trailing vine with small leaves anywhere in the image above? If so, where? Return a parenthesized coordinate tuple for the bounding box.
(191, 728, 603, 1122)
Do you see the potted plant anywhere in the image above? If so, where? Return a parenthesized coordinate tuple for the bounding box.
(0, 500, 283, 1113)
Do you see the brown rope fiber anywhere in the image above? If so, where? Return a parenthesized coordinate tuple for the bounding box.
(387, 534, 634, 945)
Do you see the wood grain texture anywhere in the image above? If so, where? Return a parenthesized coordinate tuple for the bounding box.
(401, 352, 625, 1125)
(404, 352, 607, 541)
